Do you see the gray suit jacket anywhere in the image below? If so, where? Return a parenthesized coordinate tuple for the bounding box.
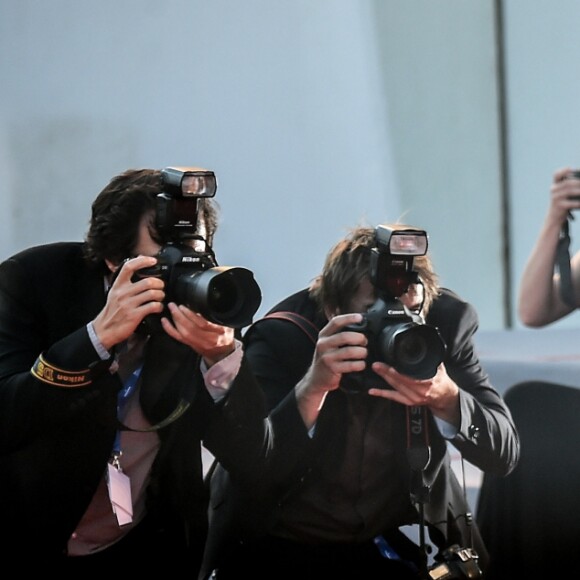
(200, 287, 520, 577)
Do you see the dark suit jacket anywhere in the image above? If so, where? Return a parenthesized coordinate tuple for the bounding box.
(477, 381, 580, 579)
(200, 287, 520, 577)
(0, 242, 268, 565)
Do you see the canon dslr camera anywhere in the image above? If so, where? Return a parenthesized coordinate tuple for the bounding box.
(342, 225, 446, 391)
(133, 166, 261, 333)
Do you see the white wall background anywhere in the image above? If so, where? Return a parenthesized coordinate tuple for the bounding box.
(2, 0, 580, 331)
(0, 0, 400, 322)
(373, 0, 504, 328)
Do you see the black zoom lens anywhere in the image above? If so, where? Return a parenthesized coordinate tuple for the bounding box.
(207, 274, 239, 315)
(175, 266, 262, 329)
(378, 323, 446, 379)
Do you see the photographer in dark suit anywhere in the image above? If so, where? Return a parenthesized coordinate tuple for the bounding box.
(201, 224, 520, 579)
(0, 167, 267, 571)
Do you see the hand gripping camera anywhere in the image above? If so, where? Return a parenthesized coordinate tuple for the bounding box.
(342, 226, 446, 391)
(133, 166, 261, 332)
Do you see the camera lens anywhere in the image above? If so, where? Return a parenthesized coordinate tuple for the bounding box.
(378, 323, 446, 379)
(206, 273, 243, 315)
(175, 266, 262, 328)
(394, 330, 429, 366)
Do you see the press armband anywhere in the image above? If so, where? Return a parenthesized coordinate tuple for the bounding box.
(31, 353, 97, 388)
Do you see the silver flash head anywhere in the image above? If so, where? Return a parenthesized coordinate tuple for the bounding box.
(375, 225, 428, 256)
(161, 166, 217, 198)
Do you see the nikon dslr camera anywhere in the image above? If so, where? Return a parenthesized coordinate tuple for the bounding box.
(133, 166, 261, 333)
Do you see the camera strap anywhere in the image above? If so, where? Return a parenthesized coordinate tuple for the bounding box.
(405, 408, 482, 578)
(406, 405, 432, 571)
(557, 218, 577, 308)
(261, 311, 321, 343)
(406, 406, 431, 498)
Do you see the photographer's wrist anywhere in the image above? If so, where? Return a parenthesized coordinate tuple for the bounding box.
(87, 321, 112, 360)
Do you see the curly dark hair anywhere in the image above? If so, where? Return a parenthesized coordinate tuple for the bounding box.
(309, 224, 439, 317)
(83, 168, 219, 269)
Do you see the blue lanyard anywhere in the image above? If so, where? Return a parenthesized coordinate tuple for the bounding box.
(112, 364, 143, 458)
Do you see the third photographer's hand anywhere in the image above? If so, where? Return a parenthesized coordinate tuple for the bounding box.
(368, 362, 461, 427)
(548, 166, 580, 226)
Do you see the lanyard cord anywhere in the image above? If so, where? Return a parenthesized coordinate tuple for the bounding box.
(112, 364, 143, 458)
(112, 339, 193, 436)
(110, 360, 192, 469)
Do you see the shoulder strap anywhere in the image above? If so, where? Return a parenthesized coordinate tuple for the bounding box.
(262, 311, 319, 344)
(557, 218, 577, 307)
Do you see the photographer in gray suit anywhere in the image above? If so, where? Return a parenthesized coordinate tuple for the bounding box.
(202, 224, 520, 579)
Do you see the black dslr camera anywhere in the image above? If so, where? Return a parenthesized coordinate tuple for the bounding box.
(564, 169, 580, 201)
(342, 226, 446, 391)
(427, 545, 482, 579)
(133, 166, 261, 333)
